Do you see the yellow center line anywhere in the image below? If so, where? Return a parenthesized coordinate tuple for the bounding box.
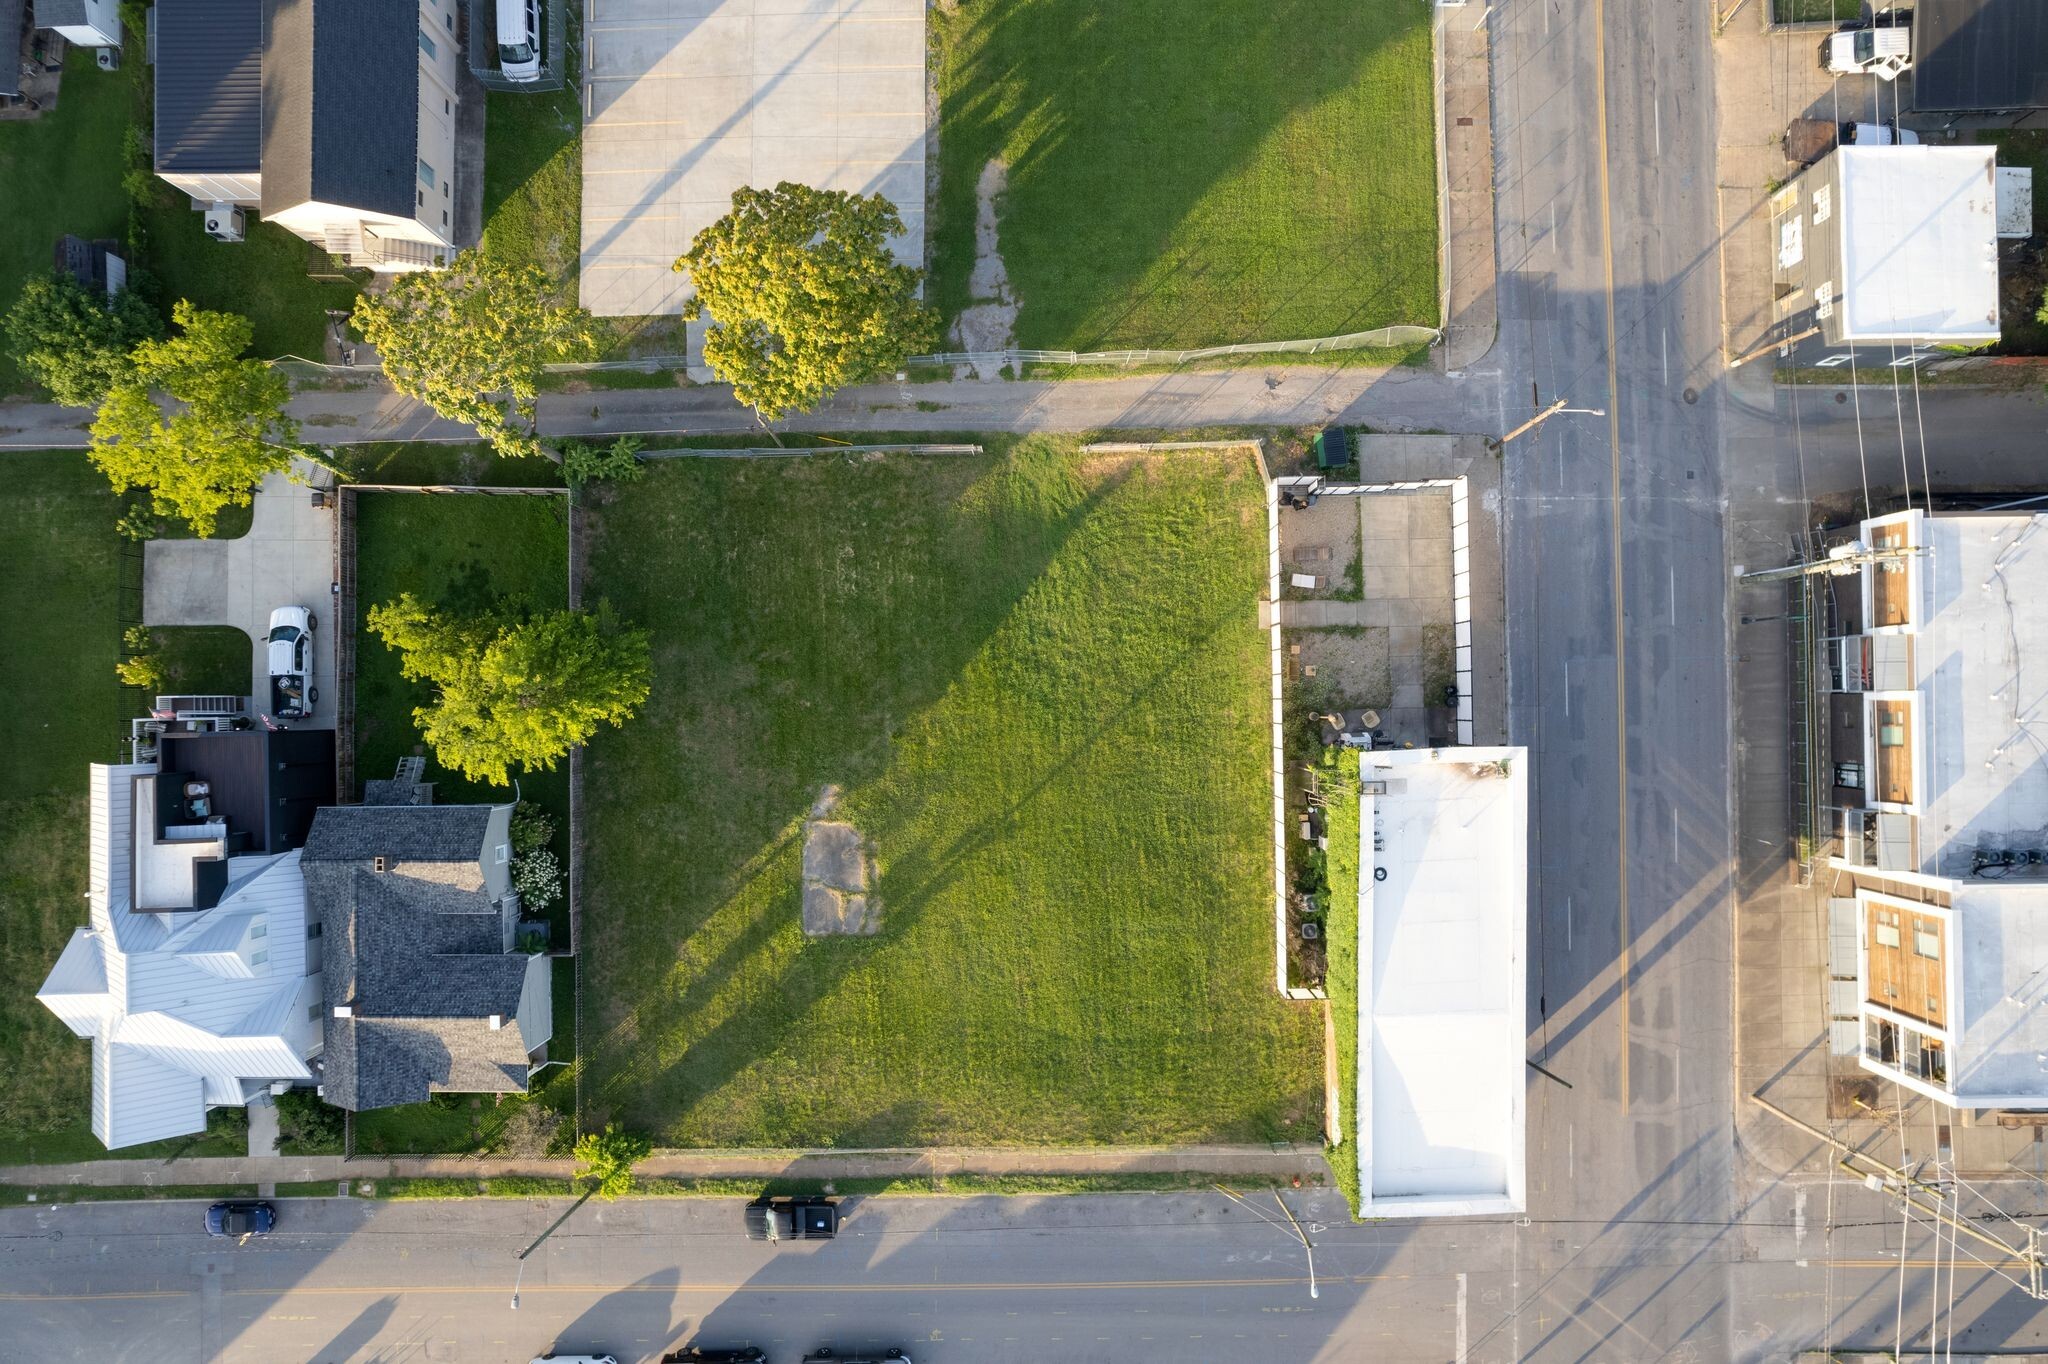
(1590, 0, 1633, 1113)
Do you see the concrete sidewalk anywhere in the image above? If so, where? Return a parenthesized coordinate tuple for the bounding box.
(0, 1142, 1333, 1189)
(1438, 6, 1499, 373)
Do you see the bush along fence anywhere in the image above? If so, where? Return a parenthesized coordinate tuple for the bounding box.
(907, 326, 1444, 370)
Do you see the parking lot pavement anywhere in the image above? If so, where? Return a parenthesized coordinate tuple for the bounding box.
(580, 0, 927, 322)
(142, 457, 339, 731)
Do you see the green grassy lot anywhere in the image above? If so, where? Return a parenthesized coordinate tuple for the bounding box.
(149, 626, 253, 697)
(1320, 748, 1361, 1217)
(0, 51, 131, 395)
(1773, 0, 1862, 21)
(136, 199, 360, 363)
(930, 0, 1438, 352)
(582, 438, 1322, 1147)
(480, 19, 583, 281)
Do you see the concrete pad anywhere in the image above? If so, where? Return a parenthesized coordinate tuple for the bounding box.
(142, 457, 338, 731)
(802, 821, 868, 891)
(582, 0, 928, 317)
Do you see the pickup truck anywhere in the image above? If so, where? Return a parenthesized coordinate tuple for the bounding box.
(1821, 12, 1911, 79)
(267, 606, 315, 720)
(744, 1195, 840, 1242)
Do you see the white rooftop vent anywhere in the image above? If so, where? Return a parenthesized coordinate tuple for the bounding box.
(333, 1005, 352, 1018)
(488, 1014, 503, 1030)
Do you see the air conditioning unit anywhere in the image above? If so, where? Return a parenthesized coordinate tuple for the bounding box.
(203, 205, 245, 243)
(95, 46, 120, 72)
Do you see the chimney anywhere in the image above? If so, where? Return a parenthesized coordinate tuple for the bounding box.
(488, 1014, 503, 1030)
(372, 856, 389, 873)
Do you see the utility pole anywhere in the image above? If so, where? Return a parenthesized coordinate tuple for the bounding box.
(1750, 1093, 2048, 1296)
(1738, 542, 1917, 585)
(1501, 398, 1608, 444)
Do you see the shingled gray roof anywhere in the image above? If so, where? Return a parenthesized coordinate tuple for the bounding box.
(306, 805, 534, 1112)
(260, 0, 420, 219)
(153, 0, 263, 175)
(35, 0, 92, 25)
(0, 0, 25, 98)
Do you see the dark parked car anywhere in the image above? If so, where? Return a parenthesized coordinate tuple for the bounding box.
(744, 1195, 839, 1242)
(204, 1200, 275, 1237)
(661, 1350, 766, 1363)
(802, 1351, 908, 1364)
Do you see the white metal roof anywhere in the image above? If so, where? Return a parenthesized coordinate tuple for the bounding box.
(1355, 746, 1528, 1218)
(37, 762, 321, 1149)
(1953, 887, 2048, 1103)
(1836, 145, 2000, 343)
(1900, 513, 2048, 876)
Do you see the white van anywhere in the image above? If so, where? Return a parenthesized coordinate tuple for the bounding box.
(497, 0, 541, 83)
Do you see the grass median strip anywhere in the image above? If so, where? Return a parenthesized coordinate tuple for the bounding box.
(357, 1171, 1304, 1201)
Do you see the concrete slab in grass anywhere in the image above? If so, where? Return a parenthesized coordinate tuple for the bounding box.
(580, 0, 927, 321)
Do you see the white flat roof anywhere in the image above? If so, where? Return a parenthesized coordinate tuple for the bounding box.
(1908, 513, 2048, 876)
(1837, 145, 1999, 343)
(1955, 887, 2048, 1102)
(1356, 746, 1527, 1218)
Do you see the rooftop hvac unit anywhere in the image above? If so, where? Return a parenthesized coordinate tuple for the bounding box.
(203, 205, 245, 244)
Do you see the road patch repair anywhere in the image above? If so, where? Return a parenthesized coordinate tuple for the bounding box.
(802, 785, 878, 935)
(580, 0, 927, 342)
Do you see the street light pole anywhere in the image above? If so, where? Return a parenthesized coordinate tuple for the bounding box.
(1501, 398, 1609, 444)
(1272, 1190, 1320, 1300)
(509, 1184, 597, 1311)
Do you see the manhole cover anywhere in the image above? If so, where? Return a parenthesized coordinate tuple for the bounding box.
(1836, 391, 1848, 404)
(1682, 387, 1698, 404)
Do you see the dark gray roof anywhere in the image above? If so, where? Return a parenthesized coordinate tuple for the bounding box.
(307, 805, 531, 1112)
(0, 0, 25, 98)
(153, 0, 263, 175)
(261, 0, 420, 218)
(1914, 0, 2048, 114)
(35, 0, 90, 26)
(302, 804, 490, 863)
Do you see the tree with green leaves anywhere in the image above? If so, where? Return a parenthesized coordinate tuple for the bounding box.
(88, 302, 298, 537)
(352, 251, 599, 460)
(675, 181, 936, 424)
(365, 594, 652, 786)
(572, 1123, 651, 1200)
(3, 272, 163, 407)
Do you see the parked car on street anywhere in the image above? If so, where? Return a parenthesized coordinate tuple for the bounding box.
(267, 606, 315, 720)
(662, 1349, 766, 1363)
(801, 1351, 908, 1364)
(203, 1200, 275, 1237)
(744, 1194, 840, 1242)
(529, 1356, 618, 1364)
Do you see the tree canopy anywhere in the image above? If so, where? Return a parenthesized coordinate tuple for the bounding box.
(675, 181, 936, 422)
(87, 301, 297, 537)
(572, 1124, 651, 1200)
(365, 594, 653, 786)
(4, 272, 163, 407)
(352, 251, 599, 460)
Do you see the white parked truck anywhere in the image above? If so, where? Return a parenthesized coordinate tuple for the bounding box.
(1822, 17, 1912, 80)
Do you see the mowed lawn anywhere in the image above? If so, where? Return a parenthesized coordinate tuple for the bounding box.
(582, 440, 1322, 1147)
(930, 0, 1438, 351)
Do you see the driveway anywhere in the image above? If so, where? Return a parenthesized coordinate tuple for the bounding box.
(579, 0, 926, 323)
(142, 457, 339, 731)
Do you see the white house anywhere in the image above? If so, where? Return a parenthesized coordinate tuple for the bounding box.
(35, 0, 121, 48)
(152, 0, 467, 271)
(36, 764, 324, 1149)
(1825, 509, 2048, 1109)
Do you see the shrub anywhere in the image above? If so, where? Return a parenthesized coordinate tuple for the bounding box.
(509, 800, 555, 855)
(512, 847, 561, 914)
(493, 1100, 565, 1158)
(560, 435, 645, 488)
(115, 624, 163, 690)
(274, 1090, 347, 1153)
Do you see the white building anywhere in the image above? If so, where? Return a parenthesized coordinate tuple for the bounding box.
(36, 764, 323, 1149)
(1353, 746, 1528, 1217)
(151, 0, 467, 272)
(1770, 144, 2001, 351)
(35, 0, 121, 47)
(1825, 508, 2048, 1108)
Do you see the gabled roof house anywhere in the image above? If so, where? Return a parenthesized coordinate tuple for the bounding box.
(151, 0, 469, 271)
(301, 802, 550, 1111)
(36, 761, 325, 1149)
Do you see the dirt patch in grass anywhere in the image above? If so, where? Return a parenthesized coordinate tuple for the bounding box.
(1292, 627, 1391, 710)
(1280, 496, 1361, 600)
